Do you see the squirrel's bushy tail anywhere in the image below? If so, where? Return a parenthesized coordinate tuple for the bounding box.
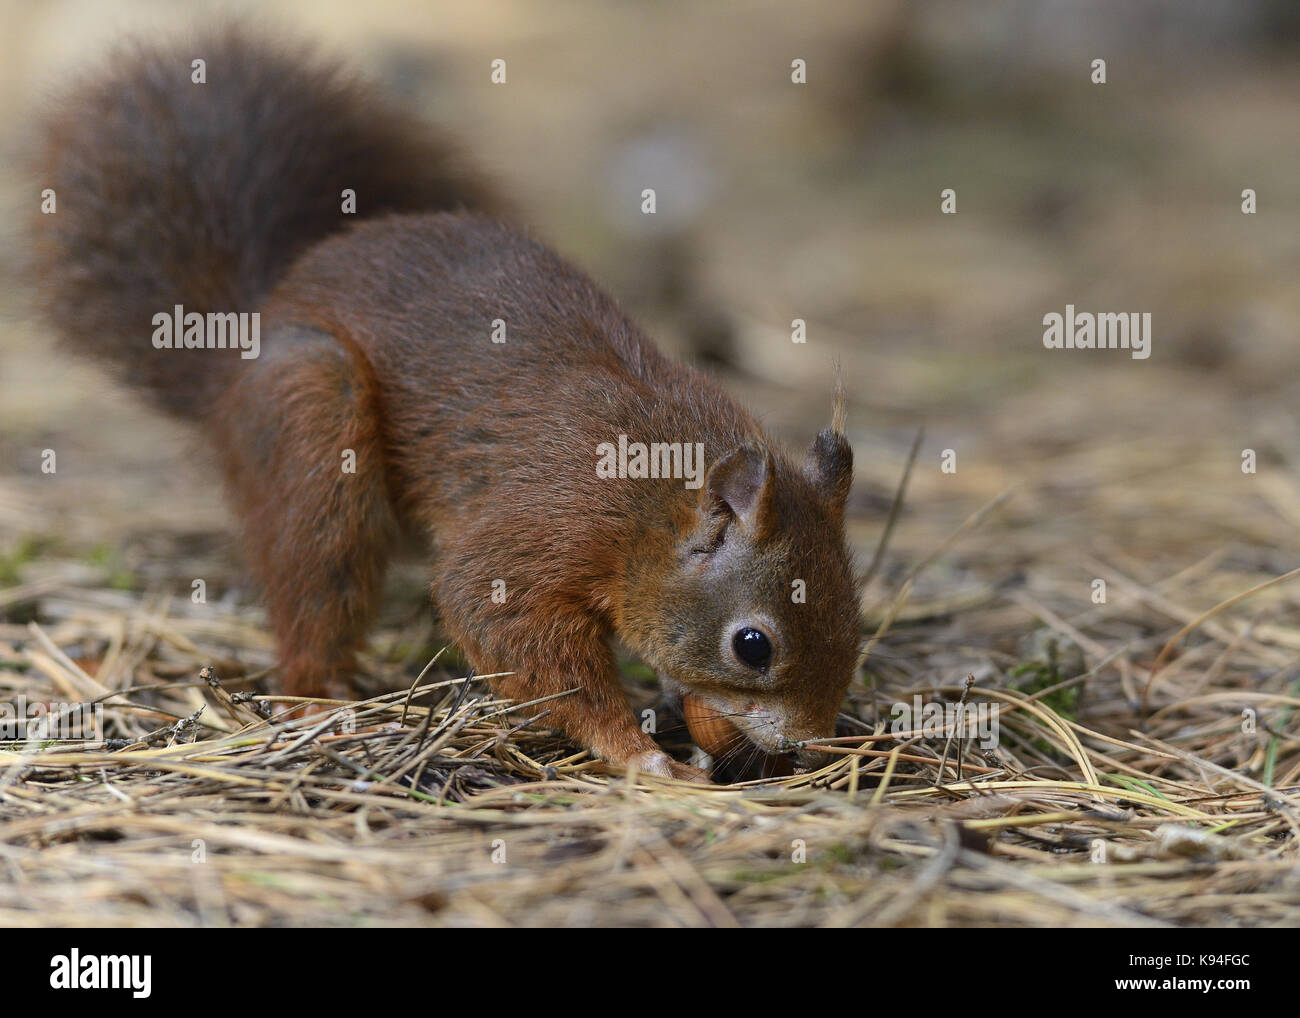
(29, 27, 493, 415)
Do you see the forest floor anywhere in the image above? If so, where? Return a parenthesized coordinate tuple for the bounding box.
(1, 0, 1298, 926)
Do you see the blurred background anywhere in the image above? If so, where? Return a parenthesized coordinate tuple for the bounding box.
(1, 0, 1298, 692)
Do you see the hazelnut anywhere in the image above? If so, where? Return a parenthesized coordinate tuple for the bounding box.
(681, 693, 744, 757)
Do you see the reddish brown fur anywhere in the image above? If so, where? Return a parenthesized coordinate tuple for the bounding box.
(29, 28, 863, 781)
(29, 27, 494, 413)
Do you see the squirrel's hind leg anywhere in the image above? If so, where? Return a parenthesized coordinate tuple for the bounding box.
(212, 324, 398, 703)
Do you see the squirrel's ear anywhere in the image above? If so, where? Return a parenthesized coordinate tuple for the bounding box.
(705, 443, 775, 537)
(807, 428, 853, 508)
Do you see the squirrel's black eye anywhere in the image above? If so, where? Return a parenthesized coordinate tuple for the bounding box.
(732, 627, 772, 669)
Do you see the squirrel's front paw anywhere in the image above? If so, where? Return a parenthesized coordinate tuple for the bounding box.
(626, 749, 711, 783)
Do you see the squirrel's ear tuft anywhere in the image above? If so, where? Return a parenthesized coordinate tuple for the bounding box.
(807, 428, 853, 508)
(705, 443, 775, 537)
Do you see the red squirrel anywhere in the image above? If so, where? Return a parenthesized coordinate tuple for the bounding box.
(29, 29, 862, 781)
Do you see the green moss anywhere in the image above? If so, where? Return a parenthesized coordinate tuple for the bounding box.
(619, 659, 658, 687)
(87, 544, 136, 591)
(1008, 642, 1080, 723)
(0, 536, 58, 585)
